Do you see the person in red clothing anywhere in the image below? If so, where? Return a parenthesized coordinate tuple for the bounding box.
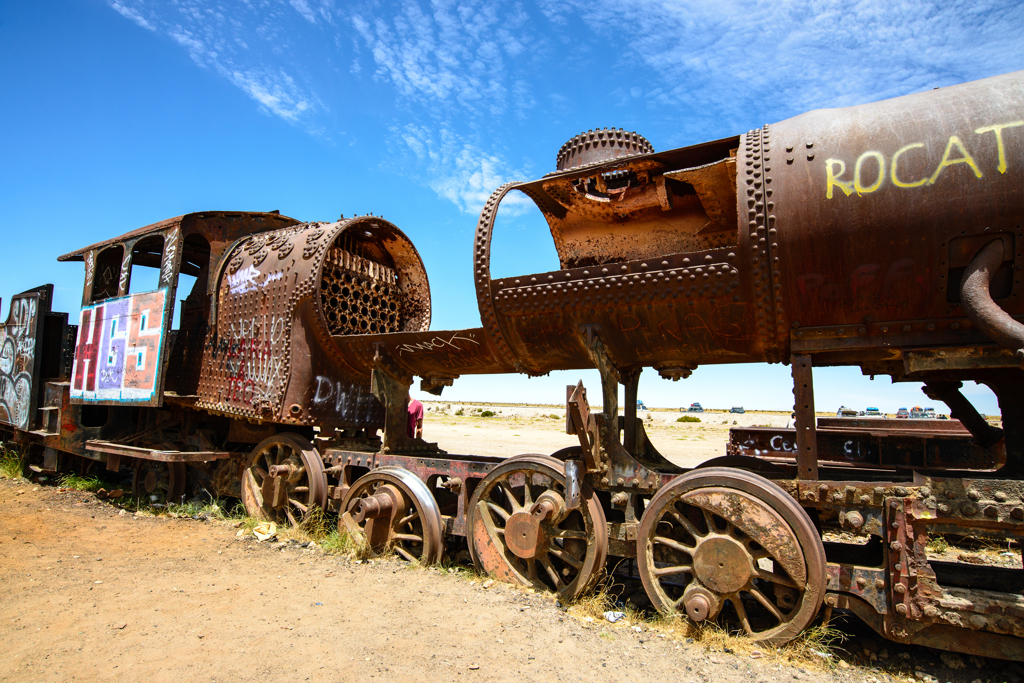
(407, 398, 424, 439)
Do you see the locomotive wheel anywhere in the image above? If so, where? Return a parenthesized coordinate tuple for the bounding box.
(467, 454, 607, 601)
(132, 461, 187, 504)
(339, 467, 444, 564)
(637, 467, 825, 645)
(241, 433, 327, 525)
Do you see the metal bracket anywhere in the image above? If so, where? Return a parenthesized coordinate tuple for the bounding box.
(566, 381, 597, 471)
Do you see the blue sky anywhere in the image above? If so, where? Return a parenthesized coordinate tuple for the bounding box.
(2, 0, 1022, 414)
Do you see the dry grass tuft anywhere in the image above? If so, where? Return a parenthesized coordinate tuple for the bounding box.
(0, 443, 26, 480)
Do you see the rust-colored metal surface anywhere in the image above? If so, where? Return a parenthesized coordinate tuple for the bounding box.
(195, 215, 430, 429)
(727, 425, 1005, 471)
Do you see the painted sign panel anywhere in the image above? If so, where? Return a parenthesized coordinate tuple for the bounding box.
(0, 288, 47, 430)
(70, 289, 168, 403)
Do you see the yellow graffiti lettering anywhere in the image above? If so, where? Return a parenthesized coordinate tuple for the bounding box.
(928, 135, 983, 184)
(975, 120, 1024, 174)
(853, 151, 886, 194)
(825, 159, 854, 199)
(890, 142, 928, 188)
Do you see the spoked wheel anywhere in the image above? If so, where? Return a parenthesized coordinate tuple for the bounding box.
(339, 467, 444, 564)
(241, 433, 327, 525)
(132, 461, 187, 504)
(637, 467, 826, 645)
(467, 454, 607, 601)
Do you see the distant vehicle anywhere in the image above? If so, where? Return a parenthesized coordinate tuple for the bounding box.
(729, 406, 745, 414)
(937, 414, 949, 419)
(896, 407, 910, 418)
(636, 400, 647, 411)
(836, 406, 858, 418)
(687, 403, 704, 413)
(864, 407, 882, 417)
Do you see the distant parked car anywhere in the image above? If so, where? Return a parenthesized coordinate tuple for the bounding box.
(896, 407, 910, 418)
(729, 406, 745, 413)
(687, 403, 704, 413)
(636, 400, 647, 411)
(836, 406, 858, 418)
(864, 407, 881, 417)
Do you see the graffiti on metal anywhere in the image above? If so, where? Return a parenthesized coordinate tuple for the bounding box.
(825, 120, 1023, 198)
(0, 294, 40, 429)
(70, 289, 168, 402)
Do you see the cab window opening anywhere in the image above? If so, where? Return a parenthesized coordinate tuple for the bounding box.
(91, 245, 124, 302)
(127, 235, 165, 295)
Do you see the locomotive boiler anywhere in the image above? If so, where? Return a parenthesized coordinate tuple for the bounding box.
(2, 69, 1024, 659)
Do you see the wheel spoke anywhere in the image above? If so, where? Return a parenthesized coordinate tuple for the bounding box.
(522, 477, 533, 507)
(392, 533, 424, 543)
(495, 483, 521, 513)
(284, 507, 297, 526)
(551, 528, 587, 540)
(395, 545, 417, 562)
(539, 557, 565, 590)
(486, 501, 511, 522)
(755, 567, 797, 588)
(398, 510, 421, 527)
(667, 508, 703, 541)
(701, 508, 718, 533)
(477, 499, 506, 548)
(654, 564, 692, 578)
(653, 535, 695, 555)
(748, 586, 785, 623)
(289, 498, 308, 514)
(547, 547, 583, 569)
(292, 486, 309, 493)
(731, 593, 754, 636)
(526, 558, 539, 582)
(254, 466, 269, 479)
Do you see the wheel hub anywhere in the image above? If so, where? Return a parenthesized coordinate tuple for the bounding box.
(505, 512, 547, 558)
(692, 536, 753, 594)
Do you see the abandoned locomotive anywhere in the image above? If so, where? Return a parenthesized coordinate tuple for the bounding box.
(2, 69, 1023, 659)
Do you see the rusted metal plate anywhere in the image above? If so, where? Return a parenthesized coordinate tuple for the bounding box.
(728, 426, 1004, 470)
(768, 71, 1024, 356)
(817, 417, 971, 433)
(0, 285, 51, 430)
(84, 439, 231, 463)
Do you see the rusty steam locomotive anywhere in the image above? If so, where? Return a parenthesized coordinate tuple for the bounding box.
(2, 69, 1024, 658)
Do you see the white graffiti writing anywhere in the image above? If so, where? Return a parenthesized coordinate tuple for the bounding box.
(395, 333, 480, 355)
(84, 251, 95, 291)
(228, 265, 262, 295)
(228, 265, 283, 295)
(161, 228, 179, 285)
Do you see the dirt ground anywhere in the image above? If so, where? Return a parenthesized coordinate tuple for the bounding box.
(1, 477, 1019, 683)
(417, 402, 792, 467)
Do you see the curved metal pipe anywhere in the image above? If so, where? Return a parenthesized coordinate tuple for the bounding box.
(960, 239, 1024, 365)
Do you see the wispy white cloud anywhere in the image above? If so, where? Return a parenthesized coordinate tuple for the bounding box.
(110, 1, 156, 31)
(106, 0, 324, 128)
(289, 0, 335, 25)
(389, 123, 533, 215)
(104, 0, 1024, 212)
(538, 0, 1024, 140)
(349, 0, 536, 118)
